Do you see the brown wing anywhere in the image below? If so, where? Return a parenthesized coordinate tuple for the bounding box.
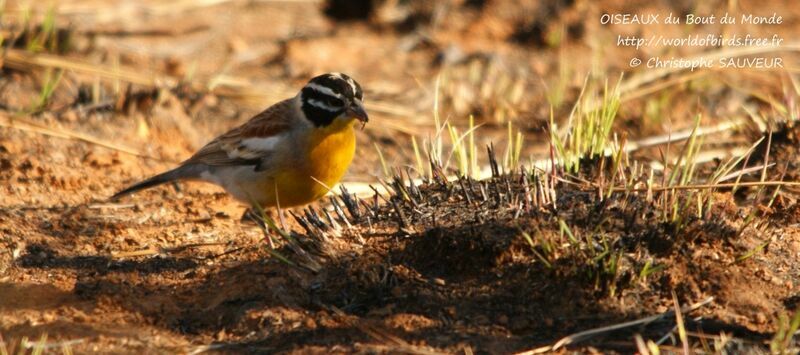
(183, 98, 295, 167)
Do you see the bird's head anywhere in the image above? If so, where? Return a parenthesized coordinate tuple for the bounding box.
(299, 72, 368, 128)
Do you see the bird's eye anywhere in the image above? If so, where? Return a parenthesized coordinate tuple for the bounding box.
(326, 97, 343, 107)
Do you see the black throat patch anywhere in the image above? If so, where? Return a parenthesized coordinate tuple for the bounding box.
(301, 87, 344, 127)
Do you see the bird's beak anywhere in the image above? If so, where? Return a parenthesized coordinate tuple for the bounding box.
(347, 100, 369, 127)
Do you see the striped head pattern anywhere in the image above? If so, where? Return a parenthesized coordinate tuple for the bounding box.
(300, 73, 368, 127)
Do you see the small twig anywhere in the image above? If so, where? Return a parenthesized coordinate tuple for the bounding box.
(606, 180, 800, 193)
(87, 203, 136, 209)
(516, 296, 714, 354)
(206, 246, 248, 260)
(324, 305, 445, 355)
(80, 24, 210, 37)
(111, 242, 226, 258)
(391, 199, 410, 230)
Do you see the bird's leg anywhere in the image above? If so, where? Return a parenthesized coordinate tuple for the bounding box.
(262, 228, 276, 249)
(241, 208, 276, 249)
(273, 184, 288, 231)
(277, 206, 288, 231)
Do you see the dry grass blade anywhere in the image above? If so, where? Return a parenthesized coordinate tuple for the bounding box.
(634, 334, 652, 355)
(515, 297, 714, 354)
(625, 119, 744, 153)
(672, 291, 690, 355)
(718, 163, 775, 183)
(0, 114, 169, 162)
(609, 180, 800, 193)
(3, 49, 166, 87)
(621, 70, 708, 103)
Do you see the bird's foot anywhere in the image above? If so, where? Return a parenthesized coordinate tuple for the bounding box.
(241, 208, 276, 249)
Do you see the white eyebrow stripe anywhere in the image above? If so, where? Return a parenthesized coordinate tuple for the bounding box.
(306, 83, 343, 99)
(307, 98, 340, 112)
(346, 77, 357, 96)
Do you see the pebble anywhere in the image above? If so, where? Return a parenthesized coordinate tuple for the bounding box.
(754, 312, 767, 324)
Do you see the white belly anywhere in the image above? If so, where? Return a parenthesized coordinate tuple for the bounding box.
(200, 166, 273, 205)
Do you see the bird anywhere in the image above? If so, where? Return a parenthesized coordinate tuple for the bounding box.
(112, 73, 368, 210)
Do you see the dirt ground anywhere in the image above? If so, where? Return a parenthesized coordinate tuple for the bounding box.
(2, 0, 800, 353)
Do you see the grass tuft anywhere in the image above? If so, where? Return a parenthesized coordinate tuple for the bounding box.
(770, 308, 800, 354)
(28, 67, 63, 113)
(550, 76, 621, 174)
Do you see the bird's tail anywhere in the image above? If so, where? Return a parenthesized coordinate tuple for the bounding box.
(111, 164, 203, 201)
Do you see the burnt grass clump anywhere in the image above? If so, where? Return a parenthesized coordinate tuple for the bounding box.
(292, 154, 783, 352)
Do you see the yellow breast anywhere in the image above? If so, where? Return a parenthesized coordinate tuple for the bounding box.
(265, 120, 357, 207)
